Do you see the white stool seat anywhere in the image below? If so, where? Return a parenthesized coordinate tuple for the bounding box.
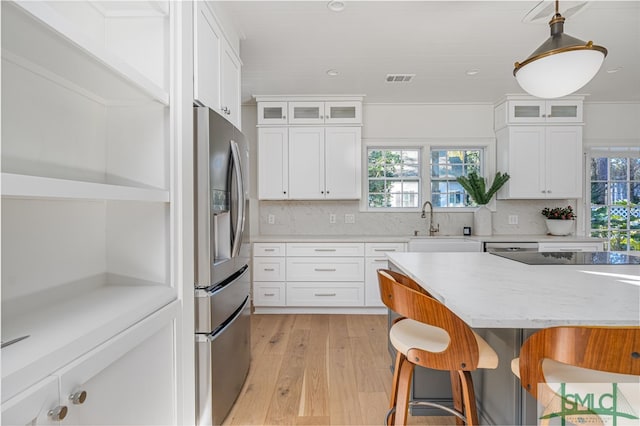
(512, 357, 640, 415)
(391, 318, 499, 369)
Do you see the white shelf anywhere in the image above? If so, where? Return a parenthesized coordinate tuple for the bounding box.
(2, 1, 169, 105)
(1, 173, 169, 202)
(1, 282, 176, 401)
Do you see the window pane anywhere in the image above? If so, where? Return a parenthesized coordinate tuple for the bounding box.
(631, 158, 640, 181)
(367, 148, 421, 209)
(630, 208, 640, 230)
(591, 206, 608, 229)
(610, 182, 628, 203)
(630, 231, 640, 252)
(429, 148, 483, 207)
(610, 158, 628, 181)
(590, 182, 606, 204)
(590, 157, 608, 180)
(632, 183, 640, 204)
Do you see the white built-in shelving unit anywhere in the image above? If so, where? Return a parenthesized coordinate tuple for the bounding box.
(1, 1, 182, 422)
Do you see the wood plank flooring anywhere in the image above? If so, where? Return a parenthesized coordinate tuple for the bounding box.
(223, 314, 455, 426)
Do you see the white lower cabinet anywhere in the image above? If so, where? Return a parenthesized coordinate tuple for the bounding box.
(1, 376, 60, 426)
(286, 282, 364, 307)
(364, 242, 407, 307)
(1, 303, 176, 426)
(538, 242, 604, 252)
(253, 282, 286, 306)
(253, 241, 403, 311)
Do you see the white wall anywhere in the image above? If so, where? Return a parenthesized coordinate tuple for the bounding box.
(245, 101, 640, 238)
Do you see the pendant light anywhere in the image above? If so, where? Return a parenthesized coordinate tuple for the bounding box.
(513, 0, 607, 99)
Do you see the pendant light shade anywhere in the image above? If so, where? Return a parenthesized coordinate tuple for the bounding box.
(514, 1, 607, 99)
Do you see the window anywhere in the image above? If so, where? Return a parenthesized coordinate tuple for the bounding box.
(430, 149, 482, 207)
(588, 148, 640, 252)
(367, 148, 420, 208)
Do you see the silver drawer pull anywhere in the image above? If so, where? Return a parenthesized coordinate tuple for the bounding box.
(264, 248, 276, 252)
(314, 268, 337, 272)
(374, 248, 396, 252)
(314, 293, 337, 297)
(373, 258, 388, 262)
(314, 248, 336, 252)
(264, 268, 275, 271)
(264, 293, 275, 297)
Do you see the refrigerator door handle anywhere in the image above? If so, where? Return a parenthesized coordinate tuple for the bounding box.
(230, 140, 245, 258)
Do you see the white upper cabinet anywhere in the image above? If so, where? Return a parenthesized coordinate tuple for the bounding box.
(494, 96, 583, 129)
(193, 1, 221, 114)
(221, 39, 241, 126)
(260, 126, 361, 200)
(324, 127, 362, 199)
(193, 1, 242, 128)
(258, 127, 289, 200)
(288, 127, 325, 198)
(256, 96, 363, 201)
(256, 96, 363, 125)
(257, 102, 288, 125)
(496, 126, 583, 199)
(288, 102, 326, 125)
(324, 101, 362, 124)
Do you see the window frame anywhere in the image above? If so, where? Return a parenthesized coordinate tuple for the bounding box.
(361, 139, 495, 212)
(585, 146, 640, 252)
(429, 146, 485, 208)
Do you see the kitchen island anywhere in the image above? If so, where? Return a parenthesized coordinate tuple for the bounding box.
(386, 251, 640, 425)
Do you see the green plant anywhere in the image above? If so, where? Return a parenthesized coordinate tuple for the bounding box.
(542, 206, 576, 220)
(455, 172, 510, 205)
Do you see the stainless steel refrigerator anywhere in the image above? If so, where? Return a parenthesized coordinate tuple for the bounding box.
(194, 107, 251, 426)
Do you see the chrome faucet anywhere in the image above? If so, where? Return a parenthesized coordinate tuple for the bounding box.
(421, 201, 440, 236)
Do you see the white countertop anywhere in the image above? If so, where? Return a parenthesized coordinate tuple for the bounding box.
(253, 234, 603, 244)
(386, 252, 640, 329)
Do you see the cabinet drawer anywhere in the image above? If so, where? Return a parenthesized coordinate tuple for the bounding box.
(538, 242, 604, 252)
(286, 242, 364, 257)
(253, 257, 286, 281)
(253, 243, 286, 257)
(253, 282, 286, 306)
(287, 257, 364, 281)
(364, 242, 406, 257)
(286, 282, 364, 306)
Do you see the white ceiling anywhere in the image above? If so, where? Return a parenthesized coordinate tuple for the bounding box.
(219, 1, 640, 105)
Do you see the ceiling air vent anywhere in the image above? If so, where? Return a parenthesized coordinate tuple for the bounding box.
(385, 74, 415, 83)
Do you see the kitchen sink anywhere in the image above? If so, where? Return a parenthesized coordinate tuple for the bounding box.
(408, 237, 482, 252)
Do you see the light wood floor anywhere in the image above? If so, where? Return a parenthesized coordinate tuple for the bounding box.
(223, 314, 455, 426)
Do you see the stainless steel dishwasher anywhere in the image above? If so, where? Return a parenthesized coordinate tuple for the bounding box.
(484, 242, 539, 252)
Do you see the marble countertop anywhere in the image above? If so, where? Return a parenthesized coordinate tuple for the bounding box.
(386, 252, 640, 329)
(252, 234, 604, 244)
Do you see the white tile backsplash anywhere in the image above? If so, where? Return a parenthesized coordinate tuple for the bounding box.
(257, 199, 579, 237)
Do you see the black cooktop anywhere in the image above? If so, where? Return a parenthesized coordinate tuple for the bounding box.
(491, 251, 640, 265)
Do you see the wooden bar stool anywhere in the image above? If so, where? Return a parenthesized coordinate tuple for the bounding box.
(377, 269, 498, 426)
(512, 326, 640, 425)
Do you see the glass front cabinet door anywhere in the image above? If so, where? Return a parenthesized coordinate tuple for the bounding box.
(258, 102, 288, 125)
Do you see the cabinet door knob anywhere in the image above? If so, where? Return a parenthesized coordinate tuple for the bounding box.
(321, 191, 324, 194)
(48, 406, 68, 421)
(70, 390, 87, 405)
(282, 115, 286, 119)
(283, 191, 287, 194)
